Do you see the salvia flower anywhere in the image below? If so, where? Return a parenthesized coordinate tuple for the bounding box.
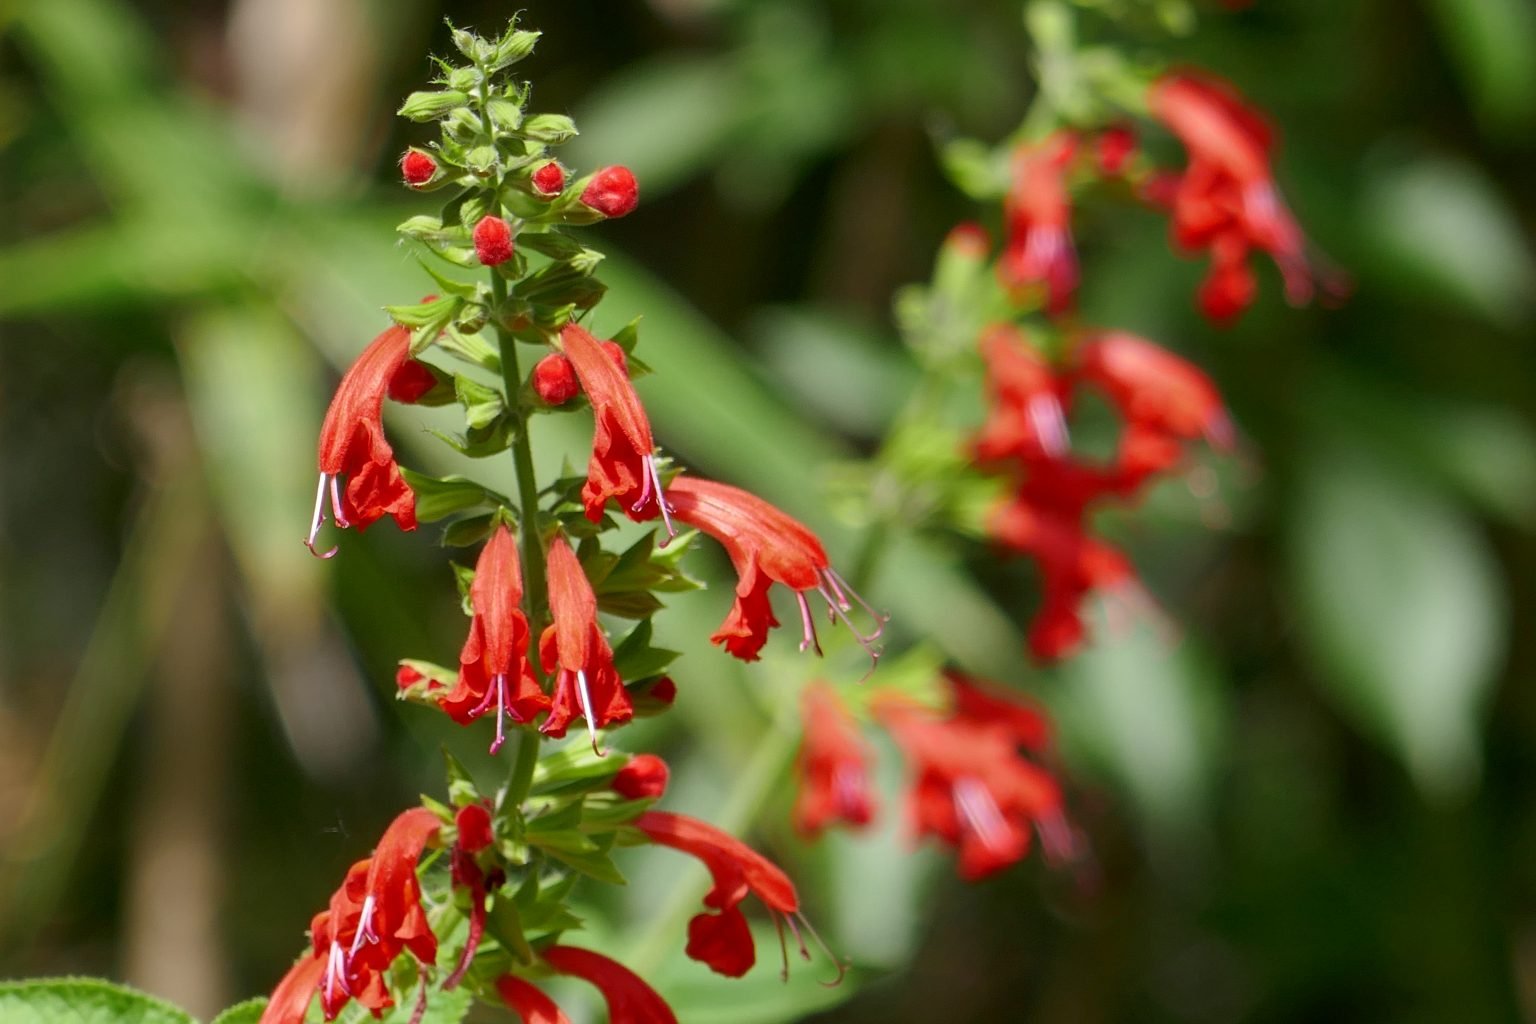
(635, 811, 840, 981)
(307, 323, 430, 557)
(793, 683, 876, 837)
(495, 976, 573, 1024)
(561, 322, 675, 535)
(1148, 72, 1316, 323)
(579, 165, 639, 218)
(664, 475, 885, 664)
(972, 323, 1070, 466)
(400, 148, 437, 186)
(538, 536, 634, 752)
(874, 693, 1070, 881)
(1072, 331, 1233, 452)
(998, 132, 1080, 315)
(438, 524, 549, 754)
(473, 214, 515, 266)
(260, 807, 442, 1023)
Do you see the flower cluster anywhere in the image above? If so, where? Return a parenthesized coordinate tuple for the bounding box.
(792, 674, 1073, 881)
(265, 20, 871, 1023)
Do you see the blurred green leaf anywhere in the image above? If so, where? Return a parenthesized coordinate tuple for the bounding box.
(651, 923, 859, 1024)
(569, 57, 743, 199)
(208, 999, 266, 1024)
(1362, 150, 1536, 327)
(1289, 451, 1504, 799)
(1051, 622, 1224, 839)
(1421, 0, 1536, 134)
(0, 978, 194, 1024)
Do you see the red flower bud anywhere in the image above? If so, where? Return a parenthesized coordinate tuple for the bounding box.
(387, 359, 438, 404)
(531, 160, 566, 198)
(650, 676, 677, 705)
(473, 215, 514, 266)
(600, 340, 628, 376)
(612, 754, 670, 800)
(1095, 124, 1136, 176)
(400, 149, 437, 186)
(580, 166, 639, 218)
(532, 353, 580, 405)
(455, 803, 494, 854)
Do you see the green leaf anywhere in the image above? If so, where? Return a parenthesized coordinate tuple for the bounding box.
(521, 113, 579, 144)
(542, 843, 626, 886)
(1422, 0, 1536, 134)
(1289, 451, 1504, 798)
(1363, 152, 1536, 327)
(442, 513, 498, 548)
(209, 998, 267, 1024)
(516, 230, 585, 261)
(0, 978, 196, 1024)
(611, 618, 682, 681)
(398, 468, 505, 522)
(414, 259, 481, 301)
(386, 296, 464, 355)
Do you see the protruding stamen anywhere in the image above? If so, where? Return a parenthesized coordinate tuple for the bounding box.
(773, 913, 791, 982)
(323, 940, 353, 1004)
(1027, 393, 1071, 457)
(574, 668, 606, 756)
(305, 473, 339, 559)
(815, 584, 882, 673)
(347, 894, 378, 959)
(790, 911, 849, 988)
(953, 776, 1010, 854)
(795, 592, 823, 656)
(329, 475, 351, 529)
(823, 568, 888, 642)
(468, 672, 510, 755)
(635, 455, 677, 544)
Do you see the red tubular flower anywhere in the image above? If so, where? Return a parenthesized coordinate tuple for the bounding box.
(306, 808, 442, 1020)
(612, 753, 670, 800)
(538, 536, 634, 751)
(400, 149, 437, 186)
(530, 160, 566, 198)
(972, 324, 1069, 466)
(455, 802, 494, 855)
(998, 132, 1079, 315)
(664, 476, 885, 664)
(1072, 331, 1233, 451)
(1148, 72, 1316, 322)
(258, 954, 325, 1024)
(308, 323, 428, 557)
(495, 976, 573, 1024)
(579, 166, 639, 218)
(542, 946, 676, 1024)
(439, 524, 549, 754)
(793, 683, 876, 837)
(947, 670, 1053, 752)
(1094, 124, 1137, 176)
(636, 811, 839, 981)
(561, 323, 675, 534)
(874, 694, 1070, 881)
(473, 214, 515, 266)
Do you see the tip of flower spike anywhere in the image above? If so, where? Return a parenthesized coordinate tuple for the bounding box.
(580, 165, 639, 218)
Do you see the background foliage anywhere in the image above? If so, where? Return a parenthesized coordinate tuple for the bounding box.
(1, 0, 1535, 1021)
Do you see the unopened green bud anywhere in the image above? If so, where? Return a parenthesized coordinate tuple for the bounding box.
(443, 108, 482, 144)
(465, 145, 498, 177)
(446, 66, 482, 92)
(450, 27, 480, 60)
(522, 113, 578, 144)
(487, 98, 524, 132)
(398, 89, 468, 121)
(489, 29, 541, 70)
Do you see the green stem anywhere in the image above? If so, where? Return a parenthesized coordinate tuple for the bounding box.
(490, 270, 545, 799)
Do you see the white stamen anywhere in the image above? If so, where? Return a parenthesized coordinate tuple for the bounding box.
(347, 894, 378, 959)
(305, 473, 339, 559)
(329, 475, 350, 529)
(953, 776, 1010, 853)
(795, 592, 822, 655)
(574, 668, 605, 756)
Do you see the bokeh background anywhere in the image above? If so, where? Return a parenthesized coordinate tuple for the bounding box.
(3, 0, 1535, 1021)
